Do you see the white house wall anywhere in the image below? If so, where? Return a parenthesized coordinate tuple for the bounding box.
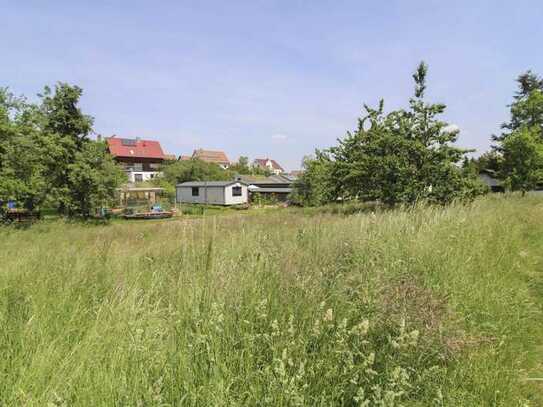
(176, 183, 248, 205)
(224, 183, 248, 205)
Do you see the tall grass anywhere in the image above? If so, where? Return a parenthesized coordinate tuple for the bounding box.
(0, 195, 542, 405)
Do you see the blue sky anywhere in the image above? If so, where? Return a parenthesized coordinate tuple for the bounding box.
(2, 1, 543, 170)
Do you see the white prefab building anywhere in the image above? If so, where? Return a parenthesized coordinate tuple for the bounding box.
(176, 181, 249, 205)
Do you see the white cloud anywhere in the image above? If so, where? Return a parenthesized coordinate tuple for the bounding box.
(271, 133, 288, 141)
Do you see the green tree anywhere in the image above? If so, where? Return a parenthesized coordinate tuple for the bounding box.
(293, 62, 482, 206)
(501, 127, 543, 194)
(0, 89, 50, 211)
(290, 153, 335, 206)
(496, 70, 543, 142)
(0, 84, 125, 217)
(493, 70, 543, 194)
(161, 159, 233, 185)
(229, 156, 252, 174)
(66, 141, 126, 217)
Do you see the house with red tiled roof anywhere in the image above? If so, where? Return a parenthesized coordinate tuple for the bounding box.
(253, 158, 284, 175)
(106, 136, 166, 183)
(192, 149, 230, 169)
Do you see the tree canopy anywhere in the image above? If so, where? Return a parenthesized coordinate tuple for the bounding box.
(0, 84, 126, 217)
(292, 62, 484, 206)
(492, 70, 543, 192)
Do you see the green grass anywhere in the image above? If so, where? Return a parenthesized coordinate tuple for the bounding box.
(0, 195, 542, 405)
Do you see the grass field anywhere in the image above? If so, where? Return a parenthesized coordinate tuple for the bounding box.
(1, 195, 542, 406)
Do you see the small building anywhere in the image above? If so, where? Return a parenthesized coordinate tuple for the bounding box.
(479, 169, 504, 192)
(107, 136, 167, 183)
(238, 175, 293, 202)
(253, 158, 284, 175)
(192, 149, 230, 169)
(176, 181, 248, 205)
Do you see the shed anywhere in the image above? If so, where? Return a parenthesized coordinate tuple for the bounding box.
(176, 181, 249, 205)
(238, 175, 293, 202)
(479, 170, 504, 192)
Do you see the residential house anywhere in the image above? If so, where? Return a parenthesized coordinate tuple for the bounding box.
(238, 174, 293, 202)
(107, 136, 166, 183)
(192, 149, 230, 169)
(176, 181, 248, 205)
(253, 158, 284, 175)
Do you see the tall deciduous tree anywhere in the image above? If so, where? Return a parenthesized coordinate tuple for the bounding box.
(501, 127, 543, 194)
(0, 84, 126, 217)
(494, 71, 543, 192)
(67, 141, 126, 217)
(294, 62, 482, 206)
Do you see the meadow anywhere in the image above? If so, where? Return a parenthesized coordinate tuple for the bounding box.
(1, 195, 542, 406)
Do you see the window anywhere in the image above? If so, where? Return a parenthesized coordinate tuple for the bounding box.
(232, 186, 242, 197)
(192, 187, 199, 196)
(134, 174, 143, 182)
(133, 163, 143, 171)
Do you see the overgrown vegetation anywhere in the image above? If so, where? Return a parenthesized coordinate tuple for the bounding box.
(1, 195, 542, 405)
(0, 84, 126, 217)
(291, 63, 486, 206)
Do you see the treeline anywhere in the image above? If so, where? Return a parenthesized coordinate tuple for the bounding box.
(292, 63, 543, 206)
(0, 84, 126, 217)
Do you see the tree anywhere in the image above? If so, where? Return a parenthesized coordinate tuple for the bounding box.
(0, 89, 50, 211)
(0, 84, 125, 217)
(496, 70, 543, 142)
(290, 153, 335, 206)
(37, 84, 95, 212)
(161, 159, 233, 185)
(501, 127, 543, 194)
(493, 71, 543, 194)
(66, 141, 126, 217)
(471, 150, 502, 173)
(292, 62, 483, 206)
(229, 156, 252, 174)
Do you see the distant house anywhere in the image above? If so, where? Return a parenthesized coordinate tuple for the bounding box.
(179, 155, 192, 161)
(479, 169, 504, 192)
(192, 149, 230, 169)
(238, 174, 293, 202)
(176, 181, 248, 205)
(253, 158, 284, 175)
(163, 154, 177, 161)
(106, 136, 166, 183)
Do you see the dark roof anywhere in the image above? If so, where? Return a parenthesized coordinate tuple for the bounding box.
(177, 181, 248, 187)
(248, 187, 292, 193)
(107, 137, 165, 159)
(238, 175, 292, 186)
(192, 149, 230, 164)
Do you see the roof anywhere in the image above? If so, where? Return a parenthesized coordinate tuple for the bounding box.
(248, 187, 292, 193)
(253, 158, 284, 172)
(163, 154, 177, 161)
(238, 175, 292, 185)
(192, 149, 230, 164)
(117, 187, 164, 192)
(107, 137, 165, 159)
(177, 181, 248, 187)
